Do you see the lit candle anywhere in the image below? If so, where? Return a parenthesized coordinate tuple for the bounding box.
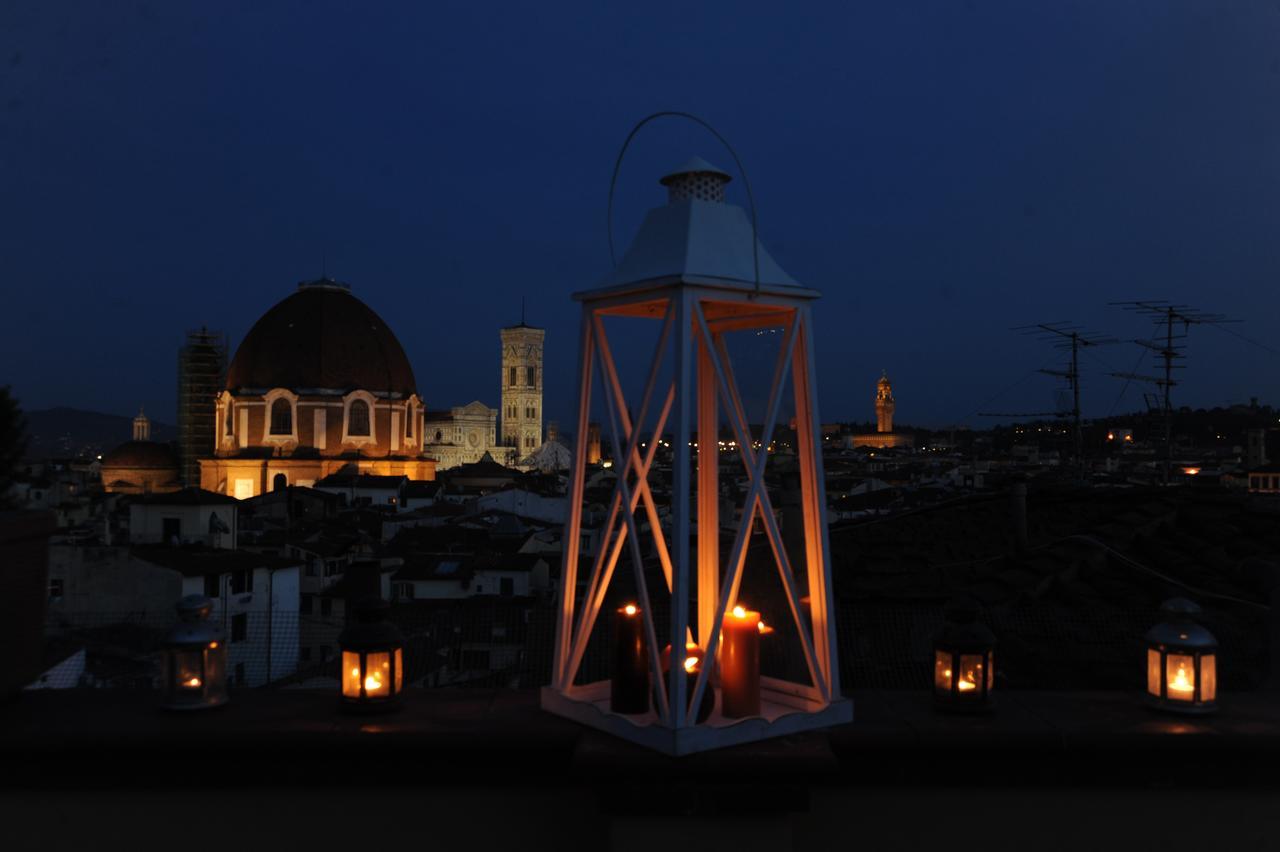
(183, 676, 202, 689)
(720, 605, 762, 718)
(659, 642, 713, 723)
(611, 604, 649, 714)
(1168, 662, 1195, 697)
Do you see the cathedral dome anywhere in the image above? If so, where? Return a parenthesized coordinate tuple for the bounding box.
(226, 279, 417, 397)
(101, 440, 178, 470)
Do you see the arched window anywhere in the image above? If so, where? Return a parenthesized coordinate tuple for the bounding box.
(270, 398, 292, 435)
(272, 473, 288, 492)
(225, 403, 234, 435)
(349, 400, 371, 436)
(434, 429, 443, 443)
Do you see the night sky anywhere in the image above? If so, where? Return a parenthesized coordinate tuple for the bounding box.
(3, 1, 1278, 430)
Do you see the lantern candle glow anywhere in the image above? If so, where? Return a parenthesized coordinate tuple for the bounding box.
(162, 595, 228, 711)
(1144, 598, 1218, 715)
(338, 597, 405, 711)
(933, 598, 996, 713)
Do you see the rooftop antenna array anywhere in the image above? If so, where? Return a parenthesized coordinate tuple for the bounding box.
(979, 322, 1115, 479)
(1108, 301, 1237, 485)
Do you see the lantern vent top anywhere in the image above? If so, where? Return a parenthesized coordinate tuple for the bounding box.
(1160, 597, 1203, 618)
(659, 156, 732, 204)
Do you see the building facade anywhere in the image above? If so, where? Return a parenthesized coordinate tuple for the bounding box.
(500, 323, 544, 457)
(199, 279, 436, 498)
(177, 327, 227, 488)
(423, 401, 516, 470)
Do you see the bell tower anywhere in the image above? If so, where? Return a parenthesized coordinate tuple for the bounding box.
(875, 371, 895, 433)
(500, 320, 544, 456)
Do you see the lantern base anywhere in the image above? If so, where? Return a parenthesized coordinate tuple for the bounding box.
(1145, 695, 1218, 716)
(339, 696, 403, 715)
(163, 694, 229, 712)
(933, 697, 996, 715)
(541, 679, 853, 756)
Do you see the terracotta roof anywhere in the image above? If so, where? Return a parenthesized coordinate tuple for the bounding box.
(128, 487, 238, 506)
(130, 545, 301, 578)
(226, 280, 417, 396)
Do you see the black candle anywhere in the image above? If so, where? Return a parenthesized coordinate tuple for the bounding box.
(611, 604, 649, 714)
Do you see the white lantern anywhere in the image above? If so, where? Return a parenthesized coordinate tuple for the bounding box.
(541, 113, 851, 755)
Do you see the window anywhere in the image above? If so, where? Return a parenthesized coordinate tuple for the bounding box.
(231, 613, 247, 642)
(48, 579, 63, 599)
(305, 559, 316, 577)
(272, 472, 287, 492)
(526, 366, 536, 387)
(300, 594, 313, 615)
(204, 575, 220, 598)
(406, 408, 414, 438)
(348, 400, 370, 436)
(230, 569, 251, 595)
(395, 582, 415, 601)
(224, 403, 234, 435)
(433, 429, 443, 442)
(509, 366, 517, 387)
(270, 398, 292, 435)
(500, 577, 514, 597)
(320, 597, 333, 617)
(162, 517, 181, 543)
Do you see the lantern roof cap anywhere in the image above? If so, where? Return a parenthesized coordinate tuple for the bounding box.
(592, 194, 802, 293)
(659, 156, 732, 185)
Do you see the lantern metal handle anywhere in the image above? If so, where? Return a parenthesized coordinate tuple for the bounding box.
(606, 111, 762, 297)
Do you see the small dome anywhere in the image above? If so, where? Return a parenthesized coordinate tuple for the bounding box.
(101, 440, 179, 470)
(226, 279, 417, 397)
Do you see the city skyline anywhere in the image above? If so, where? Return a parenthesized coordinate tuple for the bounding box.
(3, 2, 1279, 427)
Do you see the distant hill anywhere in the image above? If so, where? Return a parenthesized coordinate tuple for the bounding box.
(23, 408, 178, 460)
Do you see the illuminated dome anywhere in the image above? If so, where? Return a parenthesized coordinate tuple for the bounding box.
(226, 279, 417, 397)
(101, 440, 178, 470)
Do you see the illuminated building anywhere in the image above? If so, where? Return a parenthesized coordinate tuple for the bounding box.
(100, 408, 182, 494)
(198, 278, 435, 498)
(500, 321, 544, 457)
(853, 372, 914, 449)
(423, 401, 515, 470)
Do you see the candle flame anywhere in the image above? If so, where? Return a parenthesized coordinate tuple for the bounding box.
(1170, 664, 1195, 694)
(624, 604, 637, 616)
(758, 620, 767, 633)
(208, 641, 218, 649)
(732, 605, 747, 619)
(683, 656, 699, 673)
(183, 677, 202, 688)
(364, 672, 383, 692)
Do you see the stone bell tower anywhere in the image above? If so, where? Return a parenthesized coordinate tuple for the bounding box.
(875, 371, 895, 434)
(501, 320, 544, 456)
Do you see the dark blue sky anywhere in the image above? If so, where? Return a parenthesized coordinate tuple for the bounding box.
(3, 1, 1278, 429)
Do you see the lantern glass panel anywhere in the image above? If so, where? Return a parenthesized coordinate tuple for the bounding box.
(175, 650, 204, 690)
(986, 651, 995, 691)
(958, 654, 985, 694)
(1165, 653, 1196, 701)
(204, 643, 224, 690)
(394, 648, 403, 695)
(364, 651, 392, 698)
(342, 651, 363, 698)
(1147, 648, 1162, 697)
(933, 650, 953, 696)
(1200, 654, 1216, 703)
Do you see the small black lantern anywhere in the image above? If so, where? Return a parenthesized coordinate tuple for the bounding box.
(338, 596, 405, 712)
(933, 597, 995, 712)
(162, 595, 228, 711)
(1144, 597, 1218, 715)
